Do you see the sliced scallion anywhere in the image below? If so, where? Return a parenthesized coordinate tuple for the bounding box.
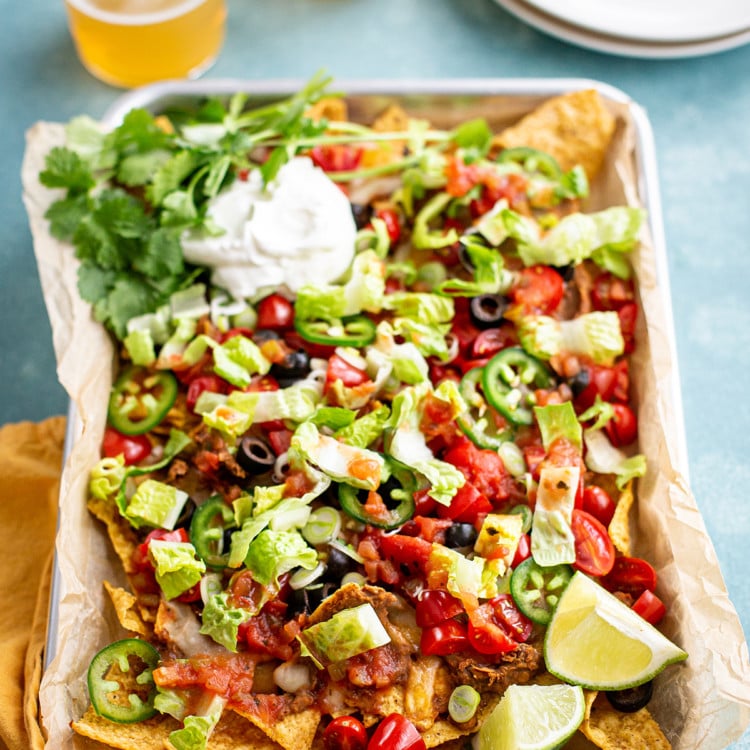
(302, 507, 342, 545)
(448, 684, 481, 724)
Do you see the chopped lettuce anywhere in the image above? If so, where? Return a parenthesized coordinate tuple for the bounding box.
(125, 479, 189, 530)
(335, 405, 390, 448)
(212, 335, 271, 388)
(300, 603, 391, 667)
(244, 529, 317, 587)
(413, 192, 459, 249)
(429, 545, 501, 600)
(534, 402, 582, 453)
(518, 311, 624, 366)
(199, 592, 255, 652)
(382, 292, 454, 324)
(148, 540, 206, 600)
(436, 238, 512, 297)
(155, 692, 226, 750)
(584, 429, 647, 490)
(531, 465, 579, 567)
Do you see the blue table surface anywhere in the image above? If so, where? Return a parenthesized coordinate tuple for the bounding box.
(1, 0, 748, 745)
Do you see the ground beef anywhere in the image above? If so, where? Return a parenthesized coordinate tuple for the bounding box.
(444, 642, 543, 693)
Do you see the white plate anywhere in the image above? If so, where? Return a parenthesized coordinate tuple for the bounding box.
(522, 0, 750, 43)
(495, 0, 750, 59)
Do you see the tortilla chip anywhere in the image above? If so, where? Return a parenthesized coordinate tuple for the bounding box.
(235, 706, 320, 750)
(403, 655, 452, 730)
(103, 580, 151, 637)
(361, 684, 406, 727)
(306, 97, 348, 123)
(492, 89, 616, 179)
(421, 695, 501, 749)
(87, 496, 139, 575)
(580, 694, 671, 749)
(609, 481, 635, 556)
(372, 104, 412, 133)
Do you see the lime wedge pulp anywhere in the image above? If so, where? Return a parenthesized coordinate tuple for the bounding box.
(476, 683, 585, 750)
(544, 571, 687, 691)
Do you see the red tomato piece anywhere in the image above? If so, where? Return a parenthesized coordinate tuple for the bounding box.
(367, 713, 426, 750)
(310, 144, 363, 173)
(102, 427, 152, 466)
(323, 716, 368, 750)
(571, 509, 615, 577)
(375, 208, 402, 243)
(442, 438, 511, 504)
(256, 293, 295, 330)
(415, 590, 464, 628)
(602, 556, 657, 599)
(631, 589, 666, 625)
(617, 301, 638, 354)
(420, 620, 470, 656)
(413, 488, 437, 517)
(605, 403, 638, 447)
(511, 532, 531, 567)
(470, 324, 518, 359)
(510, 265, 565, 315)
(582, 485, 616, 527)
(591, 272, 635, 312)
(325, 354, 371, 388)
(379, 535, 433, 575)
(574, 363, 618, 411)
(436, 482, 492, 524)
(221, 326, 255, 342)
(467, 595, 532, 655)
(132, 528, 189, 574)
(266, 428, 293, 456)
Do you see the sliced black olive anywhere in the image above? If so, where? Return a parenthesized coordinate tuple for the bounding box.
(568, 368, 591, 398)
(324, 545, 359, 581)
(469, 294, 508, 329)
(270, 349, 311, 388)
(237, 436, 275, 474)
(445, 523, 478, 549)
(605, 681, 654, 713)
(175, 498, 196, 530)
(458, 240, 477, 274)
(252, 328, 281, 345)
(351, 203, 373, 230)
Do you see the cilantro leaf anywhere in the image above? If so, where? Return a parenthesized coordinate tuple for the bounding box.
(133, 228, 184, 278)
(117, 148, 173, 187)
(148, 149, 204, 206)
(39, 147, 95, 193)
(77, 262, 116, 304)
(44, 194, 90, 240)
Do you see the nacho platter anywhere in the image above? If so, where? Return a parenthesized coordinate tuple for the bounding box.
(23, 78, 750, 750)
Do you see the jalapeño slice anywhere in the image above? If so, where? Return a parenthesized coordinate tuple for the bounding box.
(295, 314, 376, 348)
(87, 638, 160, 723)
(108, 366, 178, 435)
(338, 459, 416, 530)
(190, 494, 235, 570)
(510, 557, 573, 625)
(482, 347, 553, 426)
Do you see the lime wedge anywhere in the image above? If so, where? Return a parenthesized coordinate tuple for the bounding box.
(476, 683, 585, 750)
(544, 571, 687, 690)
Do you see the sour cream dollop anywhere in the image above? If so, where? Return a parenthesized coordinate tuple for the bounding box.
(181, 157, 356, 300)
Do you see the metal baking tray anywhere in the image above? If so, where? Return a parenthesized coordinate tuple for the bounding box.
(42, 78, 710, 747)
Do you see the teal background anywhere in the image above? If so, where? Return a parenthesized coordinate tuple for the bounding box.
(1, 0, 748, 745)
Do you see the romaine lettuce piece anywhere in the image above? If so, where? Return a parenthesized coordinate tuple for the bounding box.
(531, 466, 579, 567)
(125, 479, 189, 530)
(429, 545, 501, 600)
(583, 428, 647, 490)
(148, 540, 206, 600)
(534, 402, 583, 453)
(199, 592, 256, 652)
(244, 529, 317, 587)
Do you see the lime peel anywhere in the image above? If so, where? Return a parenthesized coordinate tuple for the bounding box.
(544, 571, 687, 691)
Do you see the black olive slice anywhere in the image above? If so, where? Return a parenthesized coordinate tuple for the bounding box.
(237, 436, 275, 474)
(568, 368, 591, 398)
(270, 349, 311, 387)
(458, 240, 477, 275)
(469, 294, 508, 329)
(605, 680, 654, 713)
(445, 522, 478, 549)
(252, 328, 281, 345)
(351, 203, 373, 230)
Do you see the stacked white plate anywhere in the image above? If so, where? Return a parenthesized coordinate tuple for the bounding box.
(494, 0, 750, 58)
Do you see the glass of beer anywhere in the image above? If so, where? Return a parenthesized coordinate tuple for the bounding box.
(64, 0, 227, 89)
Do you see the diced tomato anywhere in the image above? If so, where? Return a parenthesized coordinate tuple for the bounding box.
(323, 716, 368, 750)
(571, 509, 615, 577)
(367, 713, 426, 750)
(511, 532, 531, 567)
(400, 515, 452, 544)
(510, 265, 565, 315)
(415, 589, 464, 628)
(450, 303, 483, 356)
(436, 482, 492, 524)
(605, 403, 638, 447)
(617, 301, 638, 354)
(240, 599, 299, 660)
(325, 354, 371, 389)
(631, 589, 666, 625)
(256, 293, 295, 331)
(378, 534, 433, 576)
(310, 144, 363, 173)
(522, 443, 546, 480)
(266, 428, 293, 456)
(591, 272, 636, 312)
(602, 556, 657, 599)
(420, 620, 470, 656)
(443, 437, 512, 504)
(445, 154, 483, 197)
(153, 652, 258, 697)
(470, 324, 518, 359)
(102, 427, 152, 466)
(467, 594, 532, 655)
(413, 488, 437, 517)
(582, 485, 616, 527)
(186, 374, 230, 412)
(374, 208, 402, 243)
(245, 374, 281, 393)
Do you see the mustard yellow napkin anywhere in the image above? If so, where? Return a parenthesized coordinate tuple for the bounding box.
(0, 417, 66, 750)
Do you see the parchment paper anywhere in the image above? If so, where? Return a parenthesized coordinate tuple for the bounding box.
(21, 87, 750, 750)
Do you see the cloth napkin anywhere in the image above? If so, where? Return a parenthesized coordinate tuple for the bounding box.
(0, 416, 66, 750)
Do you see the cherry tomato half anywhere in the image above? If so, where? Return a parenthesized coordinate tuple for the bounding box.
(511, 532, 531, 567)
(571, 509, 615, 577)
(375, 207, 402, 243)
(605, 403, 638, 447)
(602, 556, 657, 599)
(186, 374, 230, 412)
(582, 485, 616, 527)
(470, 324, 518, 359)
(325, 354, 371, 389)
(510, 265, 564, 315)
(368, 714, 426, 750)
(323, 716, 367, 750)
(256, 293, 295, 331)
(632, 589, 666, 625)
(591, 271, 635, 312)
(420, 621, 470, 656)
(415, 590, 464, 628)
(102, 427, 152, 466)
(467, 594, 532, 655)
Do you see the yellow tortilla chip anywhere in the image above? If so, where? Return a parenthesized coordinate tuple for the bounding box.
(361, 684, 406, 727)
(493, 89, 616, 179)
(404, 655, 452, 731)
(103, 580, 151, 637)
(580, 693, 671, 749)
(609, 480, 635, 556)
(235, 706, 320, 750)
(372, 103, 412, 133)
(421, 695, 501, 749)
(306, 97, 348, 123)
